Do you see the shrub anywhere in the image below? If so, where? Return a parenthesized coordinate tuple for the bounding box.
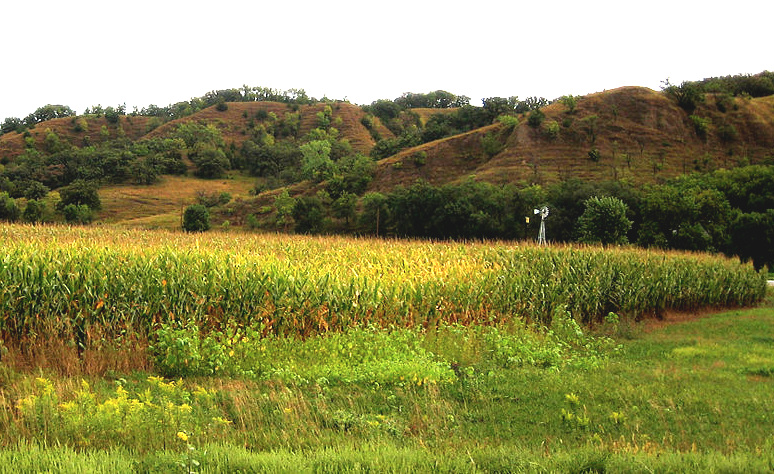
(22, 199, 45, 223)
(57, 179, 102, 211)
(662, 79, 705, 113)
(62, 204, 93, 224)
(577, 196, 633, 245)
(104, 106, 120, 124)
(527, 109, 545, 128)
(481, 132, 505, 157)
(182, 204, 210, 232)
(0, 193, 20, 222)
(560, 95, 578, 113)
(689, 115, 711, 141)
(193, 147, 230, 179)
(544, 120, 560, 140)
(497, 115, 520, 128)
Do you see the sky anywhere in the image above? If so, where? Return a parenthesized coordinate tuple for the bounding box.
(1, 0, 772, 121)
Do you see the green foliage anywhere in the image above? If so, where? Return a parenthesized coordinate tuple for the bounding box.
(577, 196, 633, 245)
(273, 189, 295, 231)
(580, 114, 599, 144)
(370, 131, 421, 159)
(637, 185, 731, 252)
(393, 90, 470, 108)
(300, 140, 335, 182)
(497, 114, 519, 127)
(14, 376, 229, 451)
(172, 122, 224, 149)
(662, 78, 705, 113)
(292, 195, 326, 233)
(61, 204, 93, 224)
(359, 192, 389, 235)
(560, 95, 579, 113)
(481, 96, 518, 120)
(587, 148, 601, 162)
(22, 104, 76, 127)
(182, 204, 210, 232)
(192, 146, 229, 179)
(481, 132, 505, 157)
(0, 192, 20, 222)
(689, 114, 711, 140)
(543, 120, 560, 140)
(196, 190, 232, 208)
(1, 116, 25, 135)
(104, 106, 120, 124)
(22, 199, 45, 223)
(527, 109, 545, 128)
(332, 192, 357, 225)
(56, 179, 101, 211)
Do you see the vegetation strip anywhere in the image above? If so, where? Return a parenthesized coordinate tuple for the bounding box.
(0, 225, 765, 348)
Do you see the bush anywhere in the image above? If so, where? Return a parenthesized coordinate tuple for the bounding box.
(62, 204, 94, 224)
(481, 132, 505, 157)
(577, 196, 633, 245)
(543, 120, 560, 140)
(22, 199, 45, 223)
(57, 180, 102, 211)
(662, 79, 705, 113)
(497, 115, 520, 128)
(527, 109, 545, 128)
(689, 115, 711, 141)
(193, 147, 230, 179)
(182, 204, 210, 232)
(0, 193, 20, 222)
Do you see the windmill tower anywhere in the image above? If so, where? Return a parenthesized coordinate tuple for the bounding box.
(534, 206, 549, 245)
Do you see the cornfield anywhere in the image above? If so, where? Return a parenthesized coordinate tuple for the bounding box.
(0, 224, 766, 345)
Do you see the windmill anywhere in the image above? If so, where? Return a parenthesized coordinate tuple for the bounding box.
(533, 206, 549, 245)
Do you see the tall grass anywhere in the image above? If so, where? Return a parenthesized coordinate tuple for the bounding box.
(0, 224, 766, 348)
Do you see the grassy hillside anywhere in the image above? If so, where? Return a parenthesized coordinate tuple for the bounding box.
(374, 87, 774, 190)
(1, 83, 773, 231)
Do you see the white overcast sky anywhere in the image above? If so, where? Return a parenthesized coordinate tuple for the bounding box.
(1, 0, 771, 120)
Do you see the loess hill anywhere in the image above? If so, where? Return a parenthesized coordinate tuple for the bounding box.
(1, 86, 773, 226)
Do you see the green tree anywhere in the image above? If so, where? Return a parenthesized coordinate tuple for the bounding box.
(527, 109, 545, 128)
(182, 204, 210, 232)
(193, 146, 230, 179)
(359, 192, 388, 236)
(0, 192, 20, 222)
(274, 189, 296, 231)
(662, 79, 705, 113)
(577, 196, 633, 245)
(300, 140, 334, 182)
(730, 210, 774, 270)
(62, 204, 93, 224)
(57, 179, 101, 211)
(22, 199, 45, 223)
(292, 195, 326, 234)
(332, 192, 357, 226)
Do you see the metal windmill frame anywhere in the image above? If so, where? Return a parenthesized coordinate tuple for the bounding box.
(534, 206, 549, 245)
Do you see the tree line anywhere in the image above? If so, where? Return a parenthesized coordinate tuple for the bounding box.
(274, 165, 774, 270)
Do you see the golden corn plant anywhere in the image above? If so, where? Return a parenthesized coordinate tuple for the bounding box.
(0, 224, 766, 347)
